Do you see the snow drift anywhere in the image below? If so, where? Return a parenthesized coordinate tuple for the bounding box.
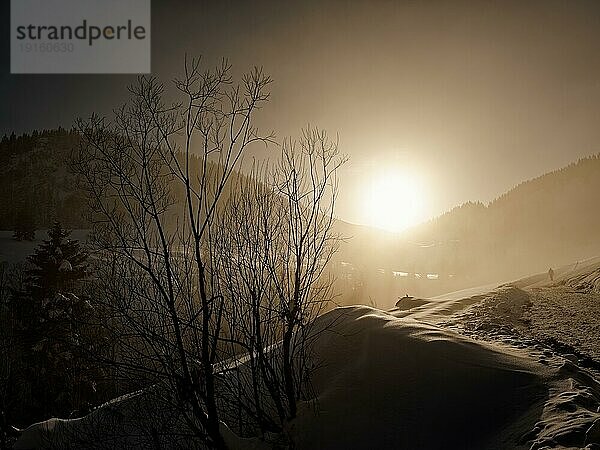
(289, 306, 549, 449)
(14, 305, 600, 449)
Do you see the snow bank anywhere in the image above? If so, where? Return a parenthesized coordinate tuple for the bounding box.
(13, 388, 196, 449)
(290, 306, 549, 449)
(14, 305, 600, 449)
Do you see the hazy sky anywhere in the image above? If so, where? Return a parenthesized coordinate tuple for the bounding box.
(2, 0, 600, 229)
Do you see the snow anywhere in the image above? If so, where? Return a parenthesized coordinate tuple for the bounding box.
(13, 258, 600, 449)
(441, 258, 600, 367)
(288, 306, 550, 449)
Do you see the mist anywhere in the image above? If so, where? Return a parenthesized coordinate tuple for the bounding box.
(3, 1, 600, 449)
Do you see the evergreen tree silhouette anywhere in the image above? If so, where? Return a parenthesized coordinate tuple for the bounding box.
(26, 221, 89, 298)
(7, 222, 93, 422)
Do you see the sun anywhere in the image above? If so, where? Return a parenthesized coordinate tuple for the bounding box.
(362, 169, 426, 232)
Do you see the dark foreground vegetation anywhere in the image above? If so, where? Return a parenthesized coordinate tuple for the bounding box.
(1, 59, 345, 449)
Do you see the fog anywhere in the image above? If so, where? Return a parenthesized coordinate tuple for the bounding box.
(3, 0, 600, 227)
(333, 154, 600, 307)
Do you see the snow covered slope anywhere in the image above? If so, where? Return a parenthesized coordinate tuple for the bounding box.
(15, 300, 600, 449)
(289, 306, 550, 449)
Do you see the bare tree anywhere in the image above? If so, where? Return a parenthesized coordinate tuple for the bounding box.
(271, 129, 345, 419)
(72, 57, 345, 448)
(212, 166, 287, 435)
(214, 128, 345, 433)
(74, 57, 273, 448)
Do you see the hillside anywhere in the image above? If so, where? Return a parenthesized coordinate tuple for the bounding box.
(0, 129, 253, 233)
(408, 154, 600, 278)
(333, 155, 600, 306)
(3, 129, 599, 306)
(0, 129, 86, 230)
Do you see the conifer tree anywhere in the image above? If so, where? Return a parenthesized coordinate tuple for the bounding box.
(8, 222, 95, 422)
(26, 221, 89, 298)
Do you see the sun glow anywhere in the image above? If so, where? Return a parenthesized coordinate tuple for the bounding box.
(362, 169, 426, 233)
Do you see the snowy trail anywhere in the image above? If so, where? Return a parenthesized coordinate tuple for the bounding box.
(525, 286, 600, 362)
(385, 262, 600, 450)
(393, 256, 600, 324)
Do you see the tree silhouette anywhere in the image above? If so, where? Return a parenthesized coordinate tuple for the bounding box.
(5, 222, 95, 424)
(73, 58, 344, 448)
(26, 221, 89, 299)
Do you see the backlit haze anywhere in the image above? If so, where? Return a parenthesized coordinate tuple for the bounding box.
(3, 0, 600, 230)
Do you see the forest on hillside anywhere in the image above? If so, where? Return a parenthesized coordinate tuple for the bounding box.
(0, 129, 86, 231)
(2, 129, 600, 303)
(405, 154, 600, 278)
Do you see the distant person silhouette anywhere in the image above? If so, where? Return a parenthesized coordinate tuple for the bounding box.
(548, 267, 554, 281)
